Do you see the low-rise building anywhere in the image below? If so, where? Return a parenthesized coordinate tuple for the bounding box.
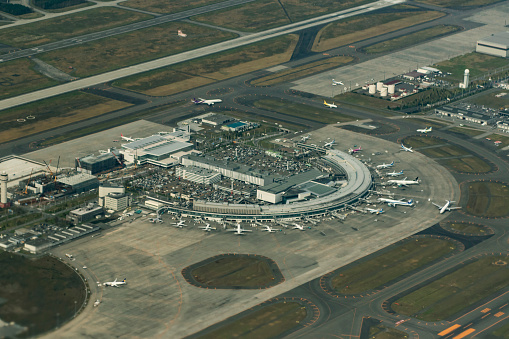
(67, 204, 103, 225)
(201, 114, 235, 126)
(435, 103, 499, 125)
(104, 192, 130, 211)
(175, 166, 222, 185)
(57, 173, 99, 193)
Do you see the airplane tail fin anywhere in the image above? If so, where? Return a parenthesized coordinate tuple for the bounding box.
(408, 199, 414, 204)
(430, 127, 432, 131)
(390, 161, 394, 165)
(415, 177, 419, 181)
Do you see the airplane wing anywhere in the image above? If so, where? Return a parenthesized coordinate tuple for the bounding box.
(432, 202, 442, 208)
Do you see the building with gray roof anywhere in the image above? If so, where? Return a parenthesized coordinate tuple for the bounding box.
(476, 31, 509, 58)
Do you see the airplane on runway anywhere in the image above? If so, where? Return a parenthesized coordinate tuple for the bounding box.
(172, 219, 187, 228)
(261, 226, 280, 233)
(432, 200, 461, 214)
(332, 79, 344, 86)
(378, 198, 414, 207)
(199, 224, 216, 231)
(376, 161, 394, 169)
(416, 127, 432, 133)
(301, 134, 311, 142)
(227, 223, 252, 235)
(324, 100, 337, 108)
(400, 143, 413, 152)
(386, 170, 404, 177)
(365, 207, 384, 214)
(387, 177, 420, 187)
(292, 223, 305, 230)
(324, 139, 336, 148)
(192, 98, 222, 105)
(103, 278, 127, 287)
(348, 146, 362, 154)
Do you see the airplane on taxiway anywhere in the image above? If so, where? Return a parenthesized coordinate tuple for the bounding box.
(332, 79, 344, 86)
(199, 224, 216, 231)
(377, 161, 394, 169)
(378, 198, 414, 207)
(416, 127, 432, 133)
(323, 100, 337, 108)
(387, 177, 420, 187)
(172, 220, 187, 228)
(365, 207, 384, 214)
(432, 200, 461, 214)
(103, 278, 127, 287)
(400, 143, 413, 152)
(192, 98, 222, 105)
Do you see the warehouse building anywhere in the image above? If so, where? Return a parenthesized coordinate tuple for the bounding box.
(66, 203, 103, 225)
(201, 114, 235, 126)
(175, 166, 222, 185)
(435, 103, 499, 125)
(57, 173, 99, 193)
(476, 31, 509, 58)
(76, 150, 124, 175)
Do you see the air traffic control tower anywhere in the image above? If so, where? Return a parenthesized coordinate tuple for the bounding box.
(0, 172, 9, 208)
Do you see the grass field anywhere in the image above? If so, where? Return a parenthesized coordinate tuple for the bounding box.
(484, 133, 509, 148)
(39, 22, 236, 78)
(436, 52, 509, 82)
(0, 252, 86, 336)
(192, 0, 374, 32)
(0, 92, 131, 144)
(402, 136, 445, 148)
(336, 93, 401, 115)
(251, 56, 355, 86)
(330, 238, 456, 294)
(392, 256, 509, 321)
(469, 89, 509, 110)
(492, 321, 509, 339)
(312, 7, 445, 52)
(446, 126, 485, 137)
(419, 145, 471, 158)
(466, 181, 509, 217)
(441, 156, 492, 173)
(191, 256, 276, 287)
(0, 7, 152, 48)
(113, 35, 298, 96)
(409, 117, 452, 129)
(254, 98, 355, 124)
(369, 323, 408, 339)
(197, 301, 306, 339)
(442, 222, 488, 235)
(121, 0, 224, 14)
(0, 58, 59, 100)
(363, 25, 461, 54)
(415, 0, 504, 9)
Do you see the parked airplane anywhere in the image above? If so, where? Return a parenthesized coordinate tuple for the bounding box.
(324, 100, 337, 108)
(386, 170, 404, 177)
(261, 226, 280, 233)
(227, 223, 252, 235)
(378, 198, 414, 207)
(387, 177, 420, 187)
(432, 200, 461, 214)
(416, 127, 432, 133)
(376, 161, 394, 169)
(301, 134, 311, 142)
(192, 98, 222, 105)
(199, 223, 216, 231)
(177, 29, 187, 37)
(400, 143, 413, 152)
(324, 139, 336, 148)
(103, 278, 127, 287)
(332, 79, 344, 86)
(292, 223, 305, 230)
(120, 133, 141, 142)
(366, 207, 384, 214)
(148, 217, 163, 223)
(348, 146, 362, 154)
(172, 220, 187, 228)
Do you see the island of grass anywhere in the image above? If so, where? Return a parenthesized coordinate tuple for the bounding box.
(415, 0, 504, 9)
(0, 252, 87, 337)
(446, 126, 485, 137)
(465, 181, 509, 218)
(193, 300, 307, 339)
(327, 237, 458, 295)
(402, 135, 445, 148)
(468, 89, 509, 110)
(409, 117, 452, 129)
(435, 52, 509, 83)
(491, 321, 509, 339)
(183, 254, 284, 289)
(366, 320, 409, 339)
(483, 133, 509, 148)
(122, 0, 225, 14)
(440, 221, 492, 236)
(392, 255, 509, 321)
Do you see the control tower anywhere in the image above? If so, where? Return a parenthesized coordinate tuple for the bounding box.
(0, 171, 7, 207)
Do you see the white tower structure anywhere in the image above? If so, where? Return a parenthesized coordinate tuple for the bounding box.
(0, 172, 7, 205)
(460, 69, 470, 88)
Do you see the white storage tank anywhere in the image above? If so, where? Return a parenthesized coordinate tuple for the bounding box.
(376, 81, 384, 91)
(388, 84, 396, 94)
(368, 84, 376, 94)
(380, 87, 388, 97)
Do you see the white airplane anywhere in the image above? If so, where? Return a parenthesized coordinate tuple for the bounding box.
(148, 217, 163, 223)
(386, 170, 404, 177)
(324, 139, 336, 148)
(366, 207, 384, 214)
(199, 224, 216, 231)
(416, 127, 432, 133)
(324, 100, 337, 108)
(301, 134, 311, 142)
(432, 200, 461, 214)
(378, 198, 414, 207)
(292, 223, 305, 230)
(172, 220, 187, 228)
(332, 79, 344, 86)
(387, 177, 420, 187)
(400, 143, 413, 152)
(261, 225, 280, 233)
(227, 223, 252, 235)
(103, 278, 127, 287)
(377, 161, 394, 169)
(177, 29, 187, 37)
(192, 98, 222, 105)
(120, 133, 135, 142)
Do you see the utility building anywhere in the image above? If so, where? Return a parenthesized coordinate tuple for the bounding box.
(476, 31, 509, 58)
(76, 150, 124, 175)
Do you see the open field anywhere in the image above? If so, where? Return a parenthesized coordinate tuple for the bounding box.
(0, 7, 152, 48)
(409, 117, 452, 129)
(253, 98, 355, 124)
(113, 35, 298, 96)
(402, 136, 445, 148)
(441, 222, 490, 235)
(0, 252, 86, 337)
(330, 237, 457, 294)
(465, 181, 509, 217)
(362, 25, 461, 54)
(369, 323, 408, 339)
(195, 301, 307, 338)
(418, 145, 471, 158)
(469, 89, 509, 110)
(484, 133, 509, 148)
(492, 321, 509, 339)
(0, 58, 59, 100)
(440, 156, 493, 173)
(251, 56, 355, 86)
(435, 52, 509, 82)
(336, 92, 401, 114)
(190, 255, 277, 287)
(415, 0, 504, 9)
(36, 1, 93, 13)
(312, 6, 446, 52)
(0, 92, 131, 144)
(39, 22, 236, 78)
(392, 255, 509, 321)
(121, 0, 224, 14)
(192, 0, 374, 32)
(446, 126, 485, 137)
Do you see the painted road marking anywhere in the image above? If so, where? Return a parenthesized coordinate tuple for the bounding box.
(481, 308, 491, 313)
(494, 312, 504, 317)
(439, 324, 461, 336)
(453, 328, 475, 339)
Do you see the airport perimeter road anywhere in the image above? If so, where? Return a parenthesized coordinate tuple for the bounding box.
(0, 0, 403, 111)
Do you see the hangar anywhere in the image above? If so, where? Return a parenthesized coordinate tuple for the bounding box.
(476, 31, 509, 58)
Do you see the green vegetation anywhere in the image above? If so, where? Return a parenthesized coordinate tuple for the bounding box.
(415, 0, 504, 9)
(402, 136, 445, 148)
(45, 191, 98, 214)
(0, 58, 59, 100)
(466, 181, 509, 217)
(0, 91, 131, 144)
(251, 56, 355, 86)
(331, 238, 456, 294)
(419, 145, 471, 158)
(39, 21, 236, 77)
(484, 133, 509, 148)
(0, 211, 43, 231)
(441, 156, 492, 173)
(313, 7, 445, 52)
(436, 52, 509, 82)
(0, 3, 33, 15)
(447, 126, 485, 137)
(197, 302, 306, 339)
(442, 222, 489, 235)
(369, 323, 409, 339)
(254, 98, 355, 124)
(336, 93, 401, 116)
(0, 252, 86, 336)
(410, 117, 452, 128)
(122, 0, 225, 14)
(33, 0, 86, 10)
(0, 7, 152, 48)
(113, 35, 298, 96)
(393, 256, 509, 321)
(191, 256, 276, 287)
(469, 89, 509, 110)
(363, 25, 461, 54)
(492, 321, 509, 339)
